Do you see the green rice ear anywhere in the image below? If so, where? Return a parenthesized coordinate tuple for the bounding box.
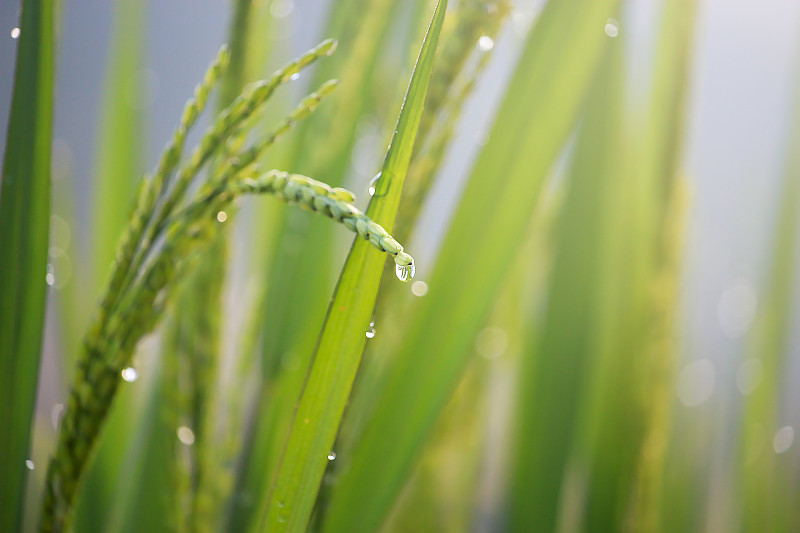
(223, 169, 416, 278)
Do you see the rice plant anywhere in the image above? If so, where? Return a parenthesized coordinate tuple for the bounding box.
(2, 0, 799, 532)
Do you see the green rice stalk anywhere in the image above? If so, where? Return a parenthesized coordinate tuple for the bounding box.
(175, 5, 256, 530)
(95, 44, 231, 337)
(120, 40, 337, 302)
(226, 10, 406, 528)
(628, 180, 689, 533)
(319, 0, 621, 530)
(260, 2, 446, 529)
(39, 44, 338, 533)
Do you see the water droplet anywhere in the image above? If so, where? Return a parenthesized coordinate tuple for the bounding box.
(271, 0, 294, 18)
(368, 172, 381, 196)
(365, 319, 376, 339)
(289, 72, 300, 81)
(45, 272, 55, 286)
(736, 358, 763, 395)
(25, 460, 34, 470)
(327, 451, 336, 461)
(676, 359, 716, 407)
(11, 28, 20, 39)
(46, 248, 72, 290)
(604, 18, 619, 38)
(774, 426, 794, 453)
(718, 280, 757, 338)
(177, 426, 195, 445)
(395, 262, 415, 282)
(121, 367, 138, 382)
(477, 35, 495, 51)
(411, 281, 428, 297)
(475, 327, 509, 359)
(216, 211, 228, 222)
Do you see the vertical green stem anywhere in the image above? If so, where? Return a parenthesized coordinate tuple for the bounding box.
(0, 0, 54, 531)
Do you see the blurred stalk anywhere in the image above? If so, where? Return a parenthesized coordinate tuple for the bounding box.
(102, 354, 181, 533)
(74, 1, 147, 531)
(627, 1, 696, 532)
(168, 2, 255, 532)
(628, 180, 689, 533)
(0, 0, 54, 531)
(91, 0, 147, 295)
(510, 36, 630, 533)
(394, 0, 510, 244)
(382, 360, 488, 533)
(740, 50, 800, 533)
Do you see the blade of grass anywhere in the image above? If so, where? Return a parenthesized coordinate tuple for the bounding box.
(510, 38, 634, 533)
(626, 2, 696, 531)
(91, 0, 147, 288)
(319, 1, 620, 531)
(74, 2, 148, 530)
(0, 0, 54, 531)
(228, 2, 426, 530)
(740, 52, 800, 533)
(259, 2, 448, 531)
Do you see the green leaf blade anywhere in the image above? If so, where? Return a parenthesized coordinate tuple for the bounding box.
(0, 1, 55, 532)
(259, 2, 448, 531)
(320, 1, 621, 531)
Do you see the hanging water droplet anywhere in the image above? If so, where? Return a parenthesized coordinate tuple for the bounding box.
(177, 426, 196, 445)
(289, 72, 301, 81)
(365, 319, 376, 339)
(477, 35, 494, 51)
(216, 211, 228, 222)
(45, 272, 55, 286)
(395, 262, 415, 282)
(327, 451, 336, 461)
(11, 28, 20, 39)
(368, 172, 382, 196)
(121, 367, 138, 382)
(25, 459, 34, 470)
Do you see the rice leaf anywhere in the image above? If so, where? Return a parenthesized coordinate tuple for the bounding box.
(320, 1, 620, 531)
(0, 1, 54, 531)
(741, 49, 800, 533)
(626, 1, 696, 530)
(258, 2, 448, 531)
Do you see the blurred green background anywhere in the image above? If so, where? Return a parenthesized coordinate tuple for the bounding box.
(2, 0, 800, 532)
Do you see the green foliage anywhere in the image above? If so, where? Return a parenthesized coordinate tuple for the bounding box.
(259, 2, 447, 531)
(6, 1, 798, 533)
(39, 42, 341, 533)
(0, 1, 54, 532)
